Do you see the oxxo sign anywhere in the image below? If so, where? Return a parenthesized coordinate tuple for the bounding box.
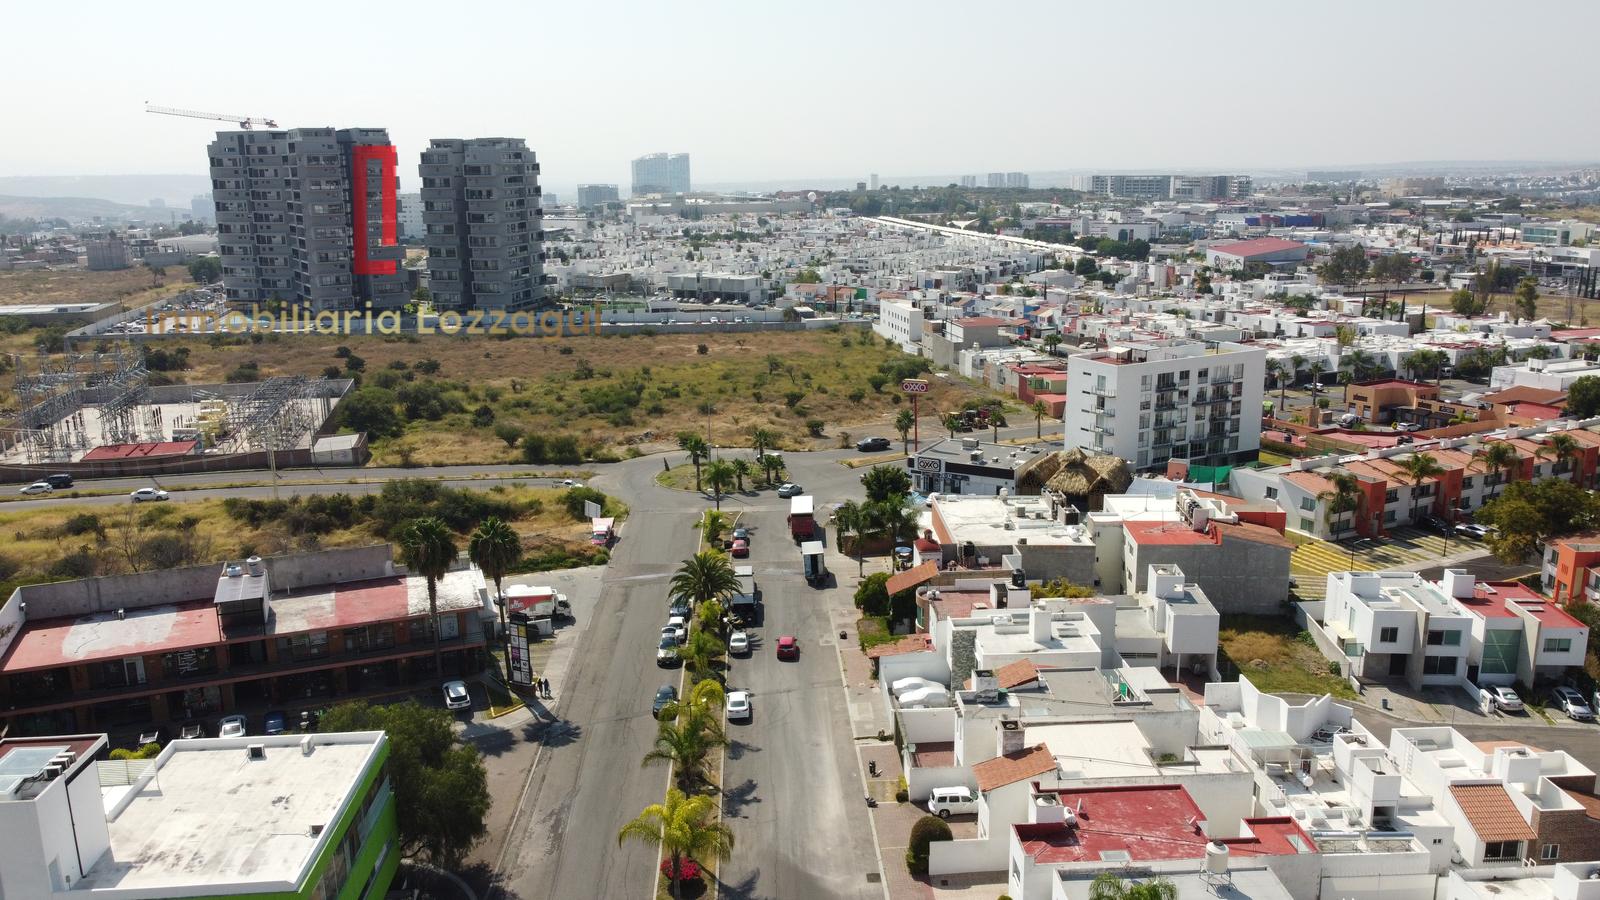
(901, 379, 930, 394)
(914, 456, 943, 474)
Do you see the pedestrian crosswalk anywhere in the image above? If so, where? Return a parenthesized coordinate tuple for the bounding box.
(1291, 527, 1486, 600)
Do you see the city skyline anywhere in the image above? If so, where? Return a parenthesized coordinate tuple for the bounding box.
(6, 0, 1600, 191)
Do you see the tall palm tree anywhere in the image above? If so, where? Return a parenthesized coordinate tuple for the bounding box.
(871, 499, 918, 544)
(1030, 399, 1049, 439)
(1397, 452, 1446, 525)
(669, 551, 740, 607)
(643, 706, 727, 791)
(942, 413, 961, 438)
(835, 499, 864, 575)
(1289, 353, 1306, 391)
(400, 517, 458, 678)
(704, 459, 735, 509)
(1265, 359, 1284, 413)
(468, 516, 521, 668)
(618, 789, 734, 900)
(1088, 873, 1177, 900)
(895, 408, 916, 451)
(729, 458, 752, 493)
(678, 433, 709, 492)
(1307, 360, 1327, 395)
(1539, 433, 1581, 482)
(1474, 441, 1522, 496)
(749, 427, 778, 459)
(1043, 333, 1063, 357)
(1317, 470, 1364, 539)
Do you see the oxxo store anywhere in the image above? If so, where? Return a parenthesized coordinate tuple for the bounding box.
(906, 438, 1040, 496)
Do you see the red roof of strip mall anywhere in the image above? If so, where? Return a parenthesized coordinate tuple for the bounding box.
(1209, 238, 1305, 258)
(1013, 784, 1315, 864)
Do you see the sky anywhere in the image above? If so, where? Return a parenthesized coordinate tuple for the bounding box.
(7, 0, 1600, 196)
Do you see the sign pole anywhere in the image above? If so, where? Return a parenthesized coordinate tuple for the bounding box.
(901, 378, 930, 455)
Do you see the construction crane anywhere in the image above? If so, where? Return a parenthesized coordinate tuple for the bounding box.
(144, 102, 279, 130)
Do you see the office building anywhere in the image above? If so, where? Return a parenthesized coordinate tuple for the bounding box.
(419, 137, 546, 312)
(0, 730, 399, 899)
(870, 173, 879, 190)
(630, 152, 691, 195)
(1089, 174, 1173, 200)
(960, 175, 977, 188)
(577, 183, 620, 209)
(1005, 172, 1029, 189)
(1090, 174, 1250, 201)
(986, 173, 1006, 188)
(397, 192, 425, 241)
(1064, 337, 1265, 470)
(189, 193, 214, 224)
(209, 127, 408, 311)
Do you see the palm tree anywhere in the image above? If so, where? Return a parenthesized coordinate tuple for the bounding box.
(1307, 360, 1327, 394)
(1397, 452, 1446, 525)
(749, 427, 778, 458)
(400, 517, 458, 678)
(678, 433, 709, 492)
(730, 458, 752, 493)
(1088, 872, 1177, 900)
(871, 499, 918, 544)
(1316, 470, 1364, 539)
(1265, 359, 1284, 413)
(1289, 353, 1306, 391)
(704, 459, 735, 508)
(835, 499, 864, 575)
(700, 511, 729, 546)
(1474, 441, 1522, 496)
(618, 790, 734, 900)
(1539, 433, 1581, 482)
(696, 598, 727, 642)
(643, 706, 727, 791)
(677, 629, 725, 680)
(942, 413, 961, 438)
(1030, 399, 1049, 439)
(669, 551, 740, 607)
(468, 516, 521, 668)
(1042, 333, 1063, 357)
(895, 408, 916, 451)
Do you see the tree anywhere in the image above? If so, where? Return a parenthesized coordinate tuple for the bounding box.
(1515, 276, 1540, 321)
(749, 427, 778, 457)
(678, 432, 709, 492)
(854, 570, 891, 615)
(1317, 245, 1368, 286)
(895, 408, 916, 451)
(704, 459, 735, 508)
(400, 518, 458, 678)
(676, 628, 725, 680)
(835, 499, 866, 574)
(186, 256, 222, 283)
(1074, 256, 1098, 276)
(862, 465, 912, 503)
(669, 551, 740, 607)
(618, 789, 734, 900)
(1404, 349, 1446, 383)
(906, 815, 953, 875)
(1317, 470, 1365, 538)
(1265, 359, 1285, 413)
(468, 517, 521, 667)
(1030, 399, 1050, 439)
(1567, 375, 1600, 419)
(868, 499, 918, 543)
(1474, 441, 1524, 497)
(701, 511, 730, 545)
(730, 458, 752, 492)
(1307, 360, 1327, 393)
(1369, 253, 1418, 284)
(319, 701, 489, 868)
(1450, 288, 1487, 317)
(1476, 478, 1600, 563)
(1539, 433, 1582, 482)
(1397, 453, 1445, 525)
(1088, 873, 1178, 900)
(1042, 333, 1063, 357)
(492, 422, 522, 448)
(339, 387, 402, 439)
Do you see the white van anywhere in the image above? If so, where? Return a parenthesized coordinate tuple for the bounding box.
(927, 786, 977, 818)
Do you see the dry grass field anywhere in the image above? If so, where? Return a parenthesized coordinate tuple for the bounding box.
(0, 266, 190, 309)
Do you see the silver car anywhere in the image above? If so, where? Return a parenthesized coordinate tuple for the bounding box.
(1553, 686, 1594, 721)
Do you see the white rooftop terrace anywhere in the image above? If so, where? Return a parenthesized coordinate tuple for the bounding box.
(933, 494, 1093, 547)
(77, 733, 385, 894)
(1027, 720, 1241, 783)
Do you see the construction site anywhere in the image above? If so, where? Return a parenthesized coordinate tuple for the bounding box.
(1, 348, 359, 479)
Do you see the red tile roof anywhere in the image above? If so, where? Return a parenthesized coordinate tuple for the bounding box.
(974, 744, 1056, 792)
(1215, 520, 1295, 550)
(887, 561, 941, 597)
(956, 316, 1009, 327)
(1209, 238, 1306, 259)
(1485, 386, 1567, 406)
(996, 659, 1041, 689)
(1449, 784, 1536, 842)
(865, 633, 933, 660)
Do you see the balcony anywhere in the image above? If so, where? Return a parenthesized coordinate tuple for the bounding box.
(1088, 386, 1116, 398)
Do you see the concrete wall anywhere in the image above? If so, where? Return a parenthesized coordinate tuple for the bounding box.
(928, 835, 1002, 878)
(1129, 538, 1290, 615)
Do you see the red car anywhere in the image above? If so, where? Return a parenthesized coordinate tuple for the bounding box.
(776, 635, 798, 660)
(731, 538, 749, 558)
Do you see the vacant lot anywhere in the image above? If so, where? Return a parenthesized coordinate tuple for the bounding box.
(94, 328, 998, 465)
(1218, 614, 1355, 699)
(0, 266, 191, 310)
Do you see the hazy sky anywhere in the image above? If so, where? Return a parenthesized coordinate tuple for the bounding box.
(8, 0, 1600, 193)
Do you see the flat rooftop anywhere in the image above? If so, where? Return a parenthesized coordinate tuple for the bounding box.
(77, 734, 384, 893)
(932, 494, 1092, 548)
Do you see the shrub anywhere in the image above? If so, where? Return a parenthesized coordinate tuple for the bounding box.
(110, 743, 161, 760)
(225, 362, 261, 383)
(494, 423, 522, 447)
(415, 358, 441, 375)
(784, 390, 805, 408)
(62, 513, 105, 539)
(805, 418, 825, 437)
(696, 344, 709, 355)
(471, 404, 496, 428)
(563, 486, 609, 520)
(906, 815, 951, 875)
(854, 572, 891, 616)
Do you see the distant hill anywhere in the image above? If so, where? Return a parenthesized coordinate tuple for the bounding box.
(0, 174, 211, 208)
(0, 194, 174, 223)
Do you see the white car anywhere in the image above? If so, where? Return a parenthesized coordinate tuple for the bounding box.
(661, 622, 686, 645)
(18, 482, 52, 495)
(217, 715, 247, 738)
(1553, 686, 1594, 721)
(728, 630, 750, 655)
(442, 680, 472, 711)
(1484, 685, 1524, 712)
(725, 690, 752, 722)
(776, 483, 802, 498)
(927, 786, 978, 819)
(561, 478, 583, 488)
(130, 488, 170, 502)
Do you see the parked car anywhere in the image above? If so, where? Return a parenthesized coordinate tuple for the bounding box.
(442, 680, 472, 711)
(44, 474, 73, 489)
(657, 636, 682, 666)
(262, 711, 287, 735)
(130, 487, 169, 502)
(1484, 685, 1524, 712)
(137, 726, 166, 747)
(561, 478, 583, 487)
(652, 684, 679, 718)
(729, 630, 750, 655)
(1418, 516, 1452, 536)
(668, 600, 691, 620)
(1552, 686, 1595, 720)
(726, 690, 752, 722)
(218, 715, 248, 738)
(731, 538, 749, 558)
(731, 526, 750, 542)
(179, 721, 206, 740)
(1394, 422, 1421, 433)
(1455, 523, 1493, 539)
(927, 786, 978, 819)
(776, 635, 799, 660)
(664, 616, 688, 644)
(856, 437, 892, 452)
(1396, 435, 1415, 445)
(18, 482, 52, 495)
(776, 483, 802, 498)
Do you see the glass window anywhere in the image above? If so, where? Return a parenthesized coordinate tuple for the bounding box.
(1299, 517, 1314, 532)
(1543, 637, 1572, 653)
(1427, 630, 1462, 646)
(1483, 841, 1522, 861)
(1423, 656, 1457, 675)
(1379, 627, 1399, 643)
(1482, 629, 1521, 675)
(1301, 497, 1316, 511)
(1541, 843, 1559, 861)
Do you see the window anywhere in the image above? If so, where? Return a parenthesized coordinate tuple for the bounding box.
(1379, 627, 1400, 643)
(1300, 497, 1316, 511)
(1385, 489, 1399, 504)
(1543, 637, 1573, 653)
(1427, 630, 1462, 646)
(1265, 487, 1278, 500)
(1299, 517, 1314, 532)
(1483, 840, 1522, 861)
(1423, 656, 1457, 675)
(1384, 510, 1397, 523)
(1541, 843, 1560, 861)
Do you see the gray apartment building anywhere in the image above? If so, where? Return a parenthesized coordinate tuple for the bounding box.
(630, 153, 690, 195)
(208, 127, 408, 311)
(418, 138, 546, 312)
(577, 183, 620, 209)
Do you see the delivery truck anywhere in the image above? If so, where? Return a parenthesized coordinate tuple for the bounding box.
(801, 540, 827, 586)
(788, 495, 816, 543)
(502, 585, 572, 621)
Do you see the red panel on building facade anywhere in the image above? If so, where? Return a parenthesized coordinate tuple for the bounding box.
(351, 144, 399, 276)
